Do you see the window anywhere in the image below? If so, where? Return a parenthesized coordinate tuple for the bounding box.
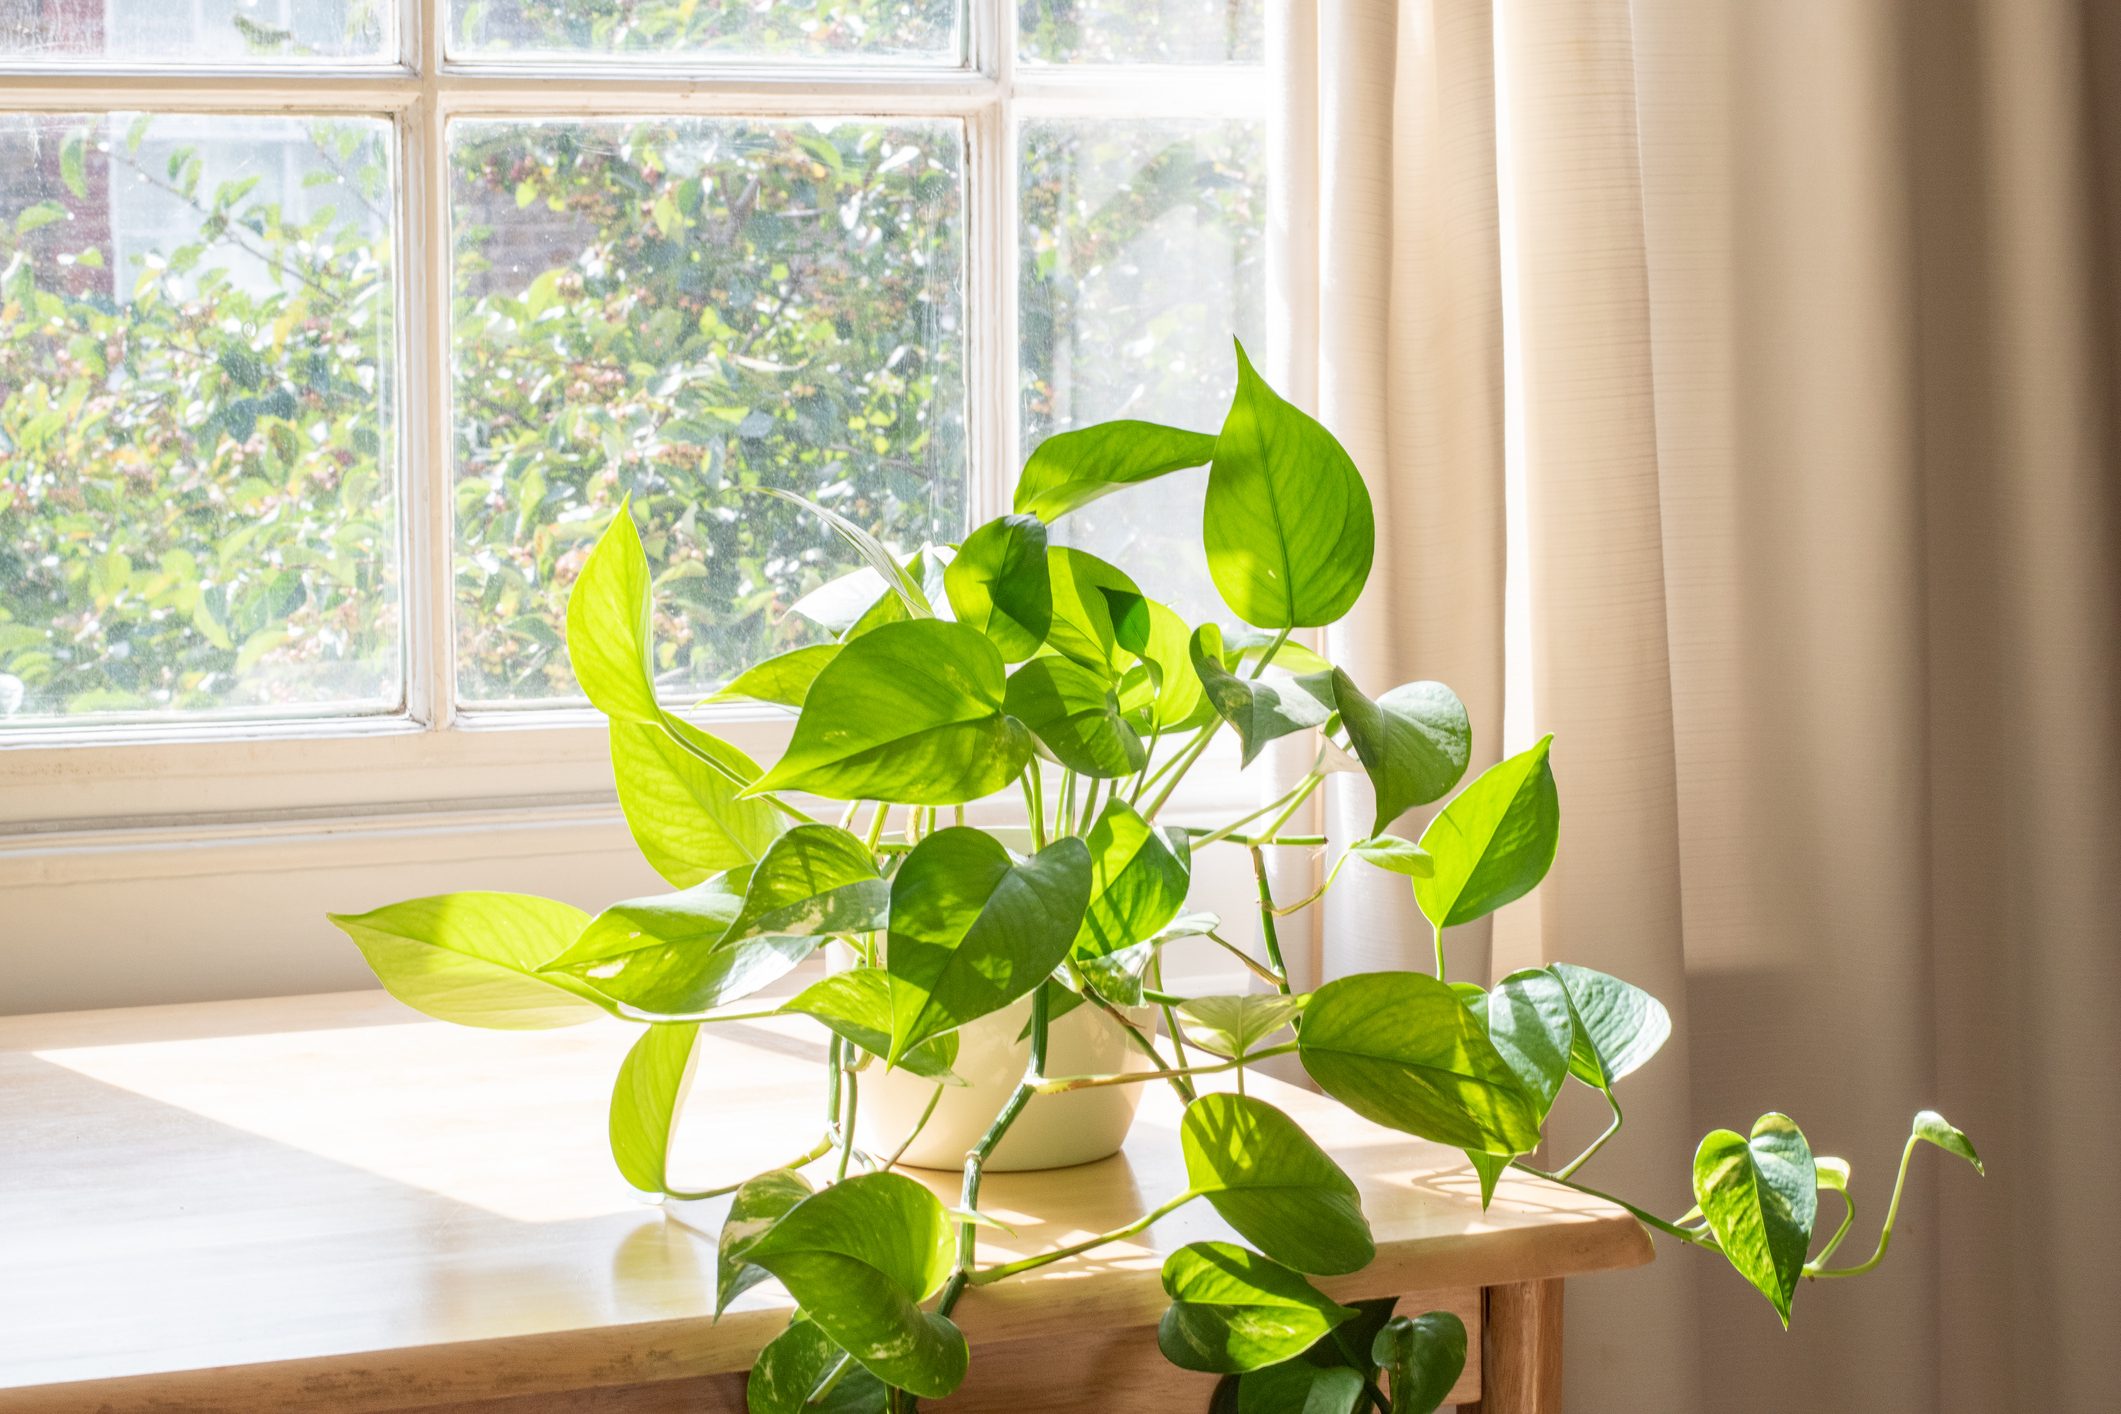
(0, 0, 1265, 825)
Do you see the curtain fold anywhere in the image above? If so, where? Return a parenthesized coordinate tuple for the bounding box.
(1284, 0, 2121, 1407)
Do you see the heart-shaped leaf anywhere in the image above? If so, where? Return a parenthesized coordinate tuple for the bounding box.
(1190, 624, 1331, 767)
(752, 619, 1033, 805)
(1326, 672, 1472, 836)
(782, 969, 961, 1082)
(1181, 1093, 1374, 1275)
(328, 893, 601, 1029)
(1414, 736, 1559, 930)
(746, 1315, 888, 1414)
(565, 498, 659, 723)
(1003, 655, 1146, 778)
(886, 829, 1092, 1064)
(609, 716, 783, 889)
(1347, 835, 1434, 878)
(790, 564, 894, 635)
(608, 1021, 698, 1193)
(1203, 341, 1375, 629)
(1371, 1311, 1467, 1414)
(945, 514, 1052, 661)
(1075, 940, 1159, 1006)
(1073, 798, 1192, 961)
(1483, 969, 1575, 1122)
(1178, 993, 1308, 1060)
(1158, 1242, 1357, 1375)
(743, 1172, 967, 1397)
(1912, 1110, 1984, 1175)
(1297, 972, 1543, 1155)
(1237, 1363, 1363, 1414)
(702, 644, 840, 709)
(1549, 962, 1670, 1090)
(1045, 547, 1144, 677)
(1693, 1113, 1818, 1325)
(719, 825, 888, 949)
(718, 1168, 814, 1315)
(760, 486, 932, 619)
(1014, 419, 1218, 521)
(542, 876, 814, 1019)
(1111, 597, 1207, 730)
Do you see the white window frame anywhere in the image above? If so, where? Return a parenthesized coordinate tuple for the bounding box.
(0, 0, 1267, 838)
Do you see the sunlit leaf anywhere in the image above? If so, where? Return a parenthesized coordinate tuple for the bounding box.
(328, 892, 601, 1029)
(1181, 1093, 1374, 1275)
(1158, 1242, 1356, 1375)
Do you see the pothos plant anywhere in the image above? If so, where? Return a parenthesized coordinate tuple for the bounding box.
(331, 343, 1981, 1414)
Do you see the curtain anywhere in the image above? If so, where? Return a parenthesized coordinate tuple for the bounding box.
(1279, 1, 2121, 1409)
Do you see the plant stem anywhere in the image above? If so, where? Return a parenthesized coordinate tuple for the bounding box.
(1513, 1162, 1716, 1247)
(1432, 922, 1447, 982)
(1270, 850, 1349, 918)
(1248, 846, 1296, 1009)
(1033, 1042, 1299, 1094)
(935, 985, 1053, 1320)
(1202, 930, 1288, 987)
(1141, 723, 1222, 821)
(1193, 771, 1319, 848)
(662, 1133, 834, 1201)
(835, 1064, 860, 1181)
(1812, 1183, 1858, 1267)
(881, 1083, 947, 1172)
(1085, 990, 1194, 1102)
(1554, 1089, 1624, 1181)
(1055, 771, 1076, 842)
(1247, 626, 1292, 679)
(1204, 832, 1330, 848)
(657, 710, 820, 825)
(966, 1190, 1198, 1283)
(1805, 1130, 1922, 1278)
(1023, 769, 1048, 852)
(865, 801, 891, 852)
(1077, 774, 1105, 837)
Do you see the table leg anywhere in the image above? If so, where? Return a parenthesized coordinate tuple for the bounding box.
(1465, 1279, 1563, 1413)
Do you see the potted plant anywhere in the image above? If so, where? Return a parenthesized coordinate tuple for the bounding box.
(330, 343, 1981, 1413)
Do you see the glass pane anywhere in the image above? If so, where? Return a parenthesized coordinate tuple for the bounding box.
(0, 113, 399, 726)
(454, 0, 959, 64)
(1018, 117, 1265, 626)
(1, 0, 389, 63)
(451, 118, 967, 707)
(1020, 0, 1261, 64)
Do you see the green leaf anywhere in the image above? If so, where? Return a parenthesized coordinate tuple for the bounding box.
(1075, 940, 1159, 1007)
(541, 877, 814, 1019)
(1003, 655, 1146, 778)
(609, 1022, 698, 1192)
(887, 829, 1091, 1064)
(1112, 597, 1207, 730)
(1178, 993, 1308, 1060)
(751, 620, 1033, 805)
(1181, 1093, 1374, 1275)
(1347, 835, 1434, 878)
(1204, 341, 1375, 629)
(327, 893, 601, 1029)
(746, 1316, 887, 1414)
(1693, 1113, 1818, 1325)
(1014, 419, 1217, 521)
(1237, 1363, 1363, 1414)
(743, 1173, 967, 1398)
(1190, 624, 1330, 767)
(1073, 798, 1192, 961)
(566, 500, 659, 722)
(1549, 962, 1671, 1090)
(945, 514, 1052, 661)
(1413, 736, 1559, 930)
(718, 1169, 814, 1315)
(60, 131, 87, 200)
(790, 564, 895, 635)
(1372, 1311, 1467, 1414)
(703, 644, 839, 709)
(1297, 972, 1543, 1155)
(1327, 673, 1471, 836)
(1482, 969, 1576, 1122)
(1912, 1109, 1984, 1175)
(759, 486, 931, 618)
(719, 824, 888, 949)
(1045, 547, 1143, 676)
(610, 718, 783, 889)
(781, 970, 961, 1082)
(1158, 1242, 1356, 1375)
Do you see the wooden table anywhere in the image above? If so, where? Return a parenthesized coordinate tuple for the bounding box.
(0, 991, 1651, 1413)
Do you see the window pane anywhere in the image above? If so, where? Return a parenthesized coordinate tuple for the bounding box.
(1018, 117, 1264, 625)
(1, 0, 389, 63)
(1019, 0, 1261, 64)
(451, 118, 966, 707)
(453, 0, 959, 63)
(0, 113, 400, 726)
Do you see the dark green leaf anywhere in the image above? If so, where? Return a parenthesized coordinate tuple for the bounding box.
(782, 969, 961, 1082)
(1158, 1242, 1356, 1375)
(1550, 962, 1671, 1090)
(1075, 939, 1158, 1006)
(1297, 971, 1543, 1155)
(1073, 798, 1192, 960)
(1014, 419, 1217, 521)
(327, 892, 601, 1029)
(1181, 1093, 1374, 1275)
(1693, 1113, 1818, 1325)
(946, 514, 1052, 661)
(752, 619, 1033, 805)
(1414, 736, 1559, 930)
(746, 1316, 887, 1414)
(1237, 1363, 1363, 1414)
(1190, 624, 1330, 767)
(703, 644, 839, 709)
(886, 829, 1092, 1063)
(718, 1169, 813, 1315)
(609, 1022, 697, 1192)
(1327, 672, 1471, 836)
(1204, 341, 1375, 629)
(610, 716, 782, 889)
(1372, 1311, 1467, 1414)
(1483, 969, 1575, 1122)
(1003, 655, 1146, 778)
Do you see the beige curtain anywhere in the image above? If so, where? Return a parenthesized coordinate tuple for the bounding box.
(1280, 1, 2121, 1408)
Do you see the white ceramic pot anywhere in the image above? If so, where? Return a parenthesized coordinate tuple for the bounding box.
(853, 990, 1157, 1172)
